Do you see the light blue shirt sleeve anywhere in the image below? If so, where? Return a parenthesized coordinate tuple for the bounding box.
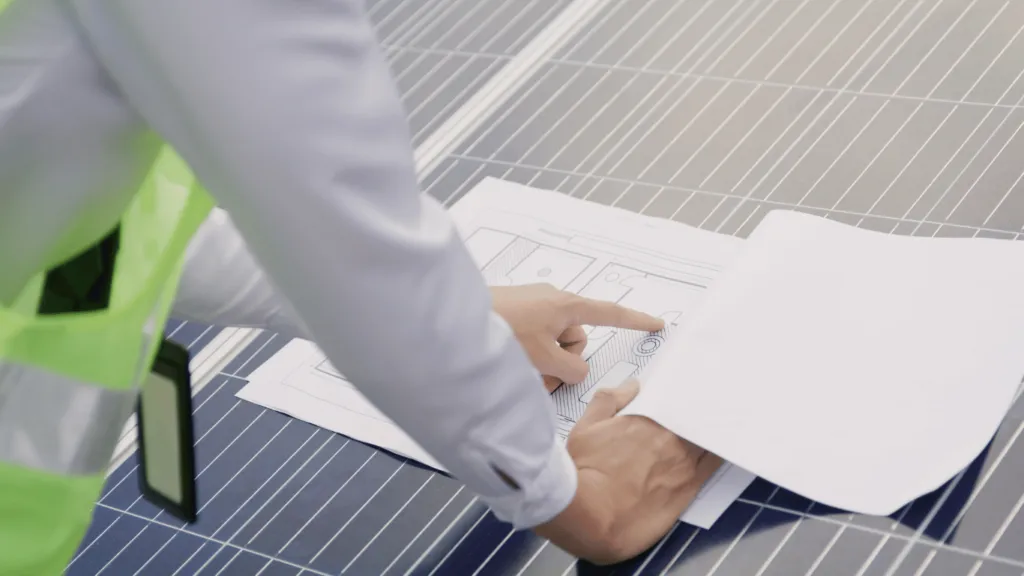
(65, 0, 577, 528)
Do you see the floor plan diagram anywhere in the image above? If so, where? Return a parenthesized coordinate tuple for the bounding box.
(237, 178, 755, 528)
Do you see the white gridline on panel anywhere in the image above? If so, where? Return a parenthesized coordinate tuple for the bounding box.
(375, 0, 576, 147)
(421, 0, 1024, 574)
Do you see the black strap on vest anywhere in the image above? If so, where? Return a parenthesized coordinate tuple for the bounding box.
(37, 227, 120, 315)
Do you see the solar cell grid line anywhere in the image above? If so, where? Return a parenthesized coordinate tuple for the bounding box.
(474, 3, 690, 166)
(305, 462, 407, 567)
(100, 336, 280, 515)
(724, 0, 931, 235)
(476, 0, 552, 55)
(683, 0, 910, 224)
(966, 486, 1024, 575)
(397, 0, 541, 142)
(883, 428, 1024, 575)
(373, 486, 468, 576)
(628, 0, 814, 184)
(611, 0, 876, 216)
(387, 0, 474, 50)
(387, 1, 498, 86)
(564, 3, 833, 206)
(337, 474, 436, 573)
(657, 0, 847, 191)
(847, 8, 1024, 231)
(522, 3, 722, 182)
(856, 470, 972, 576)
(433, 152, 1024, 235)
(77, 347, 287, 572)
(785, 0, 987, 210)
(406, 57, 508, 143)
(466, 0, 688, 165)
(909, 104, 1020, 231)
(848, 22, 1022, 231)
(141, 431, 331, 576)
(365, 0, 398, 19)
(132, 417, 299, 572)
(413, 0, 618, 180)
(89, 504, 332, 576)
(564, 0, 770, 197)
(879, 145, 1024, 576)
(375, 0, 450, 48)
(422, 508, 492, 576)
(382, 0, 517, 88)
(725, 0, 938, 231)
(73, 401, 272, 575)
(268, 451, 379, 557)
(475, 0, 763, 202)
(791, 1, 1007, 216)
(215, 439, 353, 575)
(367, 0, 418, 31)
(941, 111, 1024, 225)
(66, 356, 243, 570)
(669, 0, 785, 76)
(103, 419, 306, 576)
(452, 0, 749, 167)
(677, 489, 793, 576)
(504, 2, 578, 58)
(399, 497, 487, 576)
(473, 0, 565, 57)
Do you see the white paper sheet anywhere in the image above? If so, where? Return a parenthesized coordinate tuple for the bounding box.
(237, 177, 755, 529)
(624, 209, 1024, 516)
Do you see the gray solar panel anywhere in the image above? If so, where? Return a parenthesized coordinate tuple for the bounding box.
(77, 1, 1024, 574)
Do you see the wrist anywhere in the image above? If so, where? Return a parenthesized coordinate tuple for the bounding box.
(481, 440, 578, 529)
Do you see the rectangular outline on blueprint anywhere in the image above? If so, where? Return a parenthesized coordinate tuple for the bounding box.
(467, 226, 597, 290)
(282, 359, 392, 424)
(578, 261, 712, 294)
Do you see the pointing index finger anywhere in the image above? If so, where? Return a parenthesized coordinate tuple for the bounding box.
(569, 296, 665, 332)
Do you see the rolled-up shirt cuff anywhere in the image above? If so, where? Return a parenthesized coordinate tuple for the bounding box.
(482, 440, 578, 530)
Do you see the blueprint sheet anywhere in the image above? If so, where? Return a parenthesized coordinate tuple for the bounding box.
(237, 177, 756, 529)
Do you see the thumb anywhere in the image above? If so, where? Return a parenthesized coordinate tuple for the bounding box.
(576, 378, 640, 429)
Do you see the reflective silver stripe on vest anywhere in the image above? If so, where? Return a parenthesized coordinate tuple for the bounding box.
(0, 362, 137, 476)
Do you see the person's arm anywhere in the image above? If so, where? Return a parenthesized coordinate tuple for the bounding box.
(70, 0, 573, 527)
(173, 208, 310, 340)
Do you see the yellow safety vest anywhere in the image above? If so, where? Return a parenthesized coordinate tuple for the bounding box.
(0, 145, 214, 575)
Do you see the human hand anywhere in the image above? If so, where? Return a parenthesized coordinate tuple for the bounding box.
(534, 378, 722, 565)
(491, 284, 664, 392)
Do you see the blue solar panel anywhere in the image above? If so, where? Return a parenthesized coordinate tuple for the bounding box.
(71, 329, 1024, 574)
(73, 0, 1024, 573)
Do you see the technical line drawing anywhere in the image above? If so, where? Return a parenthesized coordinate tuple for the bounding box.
(480, 235, 594, 289)
(463, 227, 516, 269)
(579, 361, 639, 403)
(237, 182, 753, 529)
(284, 363, 392, 424)
(634, 334, 664, 357)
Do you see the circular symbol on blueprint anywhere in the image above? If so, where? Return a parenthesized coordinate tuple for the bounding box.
(634, 335, 664, 356)
(538, 267, 552, 278)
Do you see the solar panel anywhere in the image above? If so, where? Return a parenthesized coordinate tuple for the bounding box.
(76, 0, 1024, 574)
